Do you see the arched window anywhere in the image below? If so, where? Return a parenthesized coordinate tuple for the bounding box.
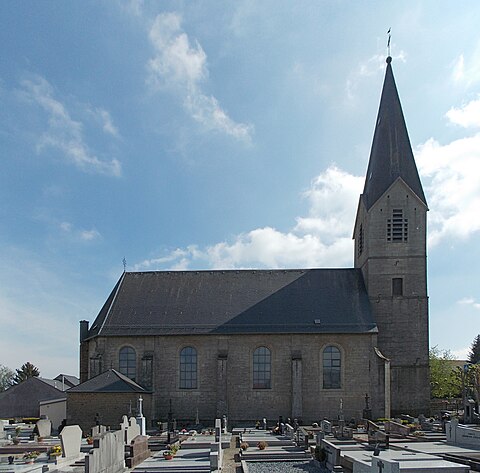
(253, 346, 271, 389)
(323, 346, 341, 389)
(180, 347, 197, 389)
(119, 347, 136, 381)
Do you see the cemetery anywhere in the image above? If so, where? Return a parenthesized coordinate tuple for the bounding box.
(1, 403, 480, 473)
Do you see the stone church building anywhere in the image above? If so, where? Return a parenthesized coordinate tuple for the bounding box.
(73, 57, 429, 428)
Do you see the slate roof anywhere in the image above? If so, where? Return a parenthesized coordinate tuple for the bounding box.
(67, 369, 149, 393)
(38, 377, 70, 391)
(362, 57, 427, 210)
(86, 268, 376, 338)
(54, 374, 79, 387)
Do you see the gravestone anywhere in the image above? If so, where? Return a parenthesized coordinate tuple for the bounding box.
(125, 435, 150, 468)
(321, 419, 332, 434)
(37, 419, 52, 438)
(371, 457, 400, 473)
(316, 431, 324, 445)
(321, 439, 341, 471)
(222, 415, 227, 434)
(92, 425, 107, 436)
(446, 419, 480, 446)
(363, 393, 372, 420)
(263, 418, 267, 430)
(0, 420, 5, 439)
(85, 430, 125, 473)
(59, 425, 82, 459)
(215, 418, 222, 443)
(136, 397, 146, 436)
(126, 417, 140, 444)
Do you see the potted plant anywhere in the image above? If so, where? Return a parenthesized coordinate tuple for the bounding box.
(23, 451, 39, 464)
(86, 436, 94, 445)
(240, 442, 249, 451)
(257, 441, 268, 450)
(163, 450, 174, 460)
(48, 445, 62, 460)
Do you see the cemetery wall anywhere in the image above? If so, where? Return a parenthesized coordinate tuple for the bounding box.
(67, 392, 152, 435)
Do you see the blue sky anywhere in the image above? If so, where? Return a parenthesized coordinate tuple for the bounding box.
(1, 1, 480, 378)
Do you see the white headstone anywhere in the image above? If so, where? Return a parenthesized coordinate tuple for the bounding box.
(0, 420, 5, 439)
(36, 419, 52, 438)
(59, 425, 82, 459)
(126, 417, 141, 444)
(85, 430, 125, 473)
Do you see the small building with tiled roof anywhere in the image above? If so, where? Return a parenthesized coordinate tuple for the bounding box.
(76, 57, 430, 427)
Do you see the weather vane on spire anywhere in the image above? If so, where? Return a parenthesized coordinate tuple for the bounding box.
(122, 257, 127, 272)
(387, 28, 391, 57)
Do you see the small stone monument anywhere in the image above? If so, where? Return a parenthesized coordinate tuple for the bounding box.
(363, 393, 372, 420)
(263, 418, 267, 430)
(136, 396, 146, 436)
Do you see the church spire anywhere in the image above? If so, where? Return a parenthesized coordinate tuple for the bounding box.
(362, 56, 427, 210)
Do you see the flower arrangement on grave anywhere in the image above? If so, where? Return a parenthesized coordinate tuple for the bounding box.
(163, 443, 179, 460)
(256, 441, 268, 450)
(49, 445, 62, 457)
(23, 451, 40, 461)
(240, 442, 249, 451)
(86, 436, 94, 445)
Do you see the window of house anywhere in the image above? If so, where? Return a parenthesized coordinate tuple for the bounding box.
(119, 346, 136, 381)
(323, 346, 341, 389)
(253, 346, 271, 389)
(180, 346, 197, 389)
(387, 209, 408, 242)
(392, 278, 403, 296)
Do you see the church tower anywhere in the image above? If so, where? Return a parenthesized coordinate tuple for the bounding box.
(354, 57, 430, 415)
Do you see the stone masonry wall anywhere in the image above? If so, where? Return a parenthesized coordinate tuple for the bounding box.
(86, 332, 381, 425)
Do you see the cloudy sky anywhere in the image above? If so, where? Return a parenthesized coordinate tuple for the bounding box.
(1, 1, 480, 378)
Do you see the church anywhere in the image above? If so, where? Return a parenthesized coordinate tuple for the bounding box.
(72, 56, 429, 429)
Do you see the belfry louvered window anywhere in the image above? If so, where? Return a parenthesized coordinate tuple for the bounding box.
(387, 209, 408, 242)
(358, 223, 364, 256)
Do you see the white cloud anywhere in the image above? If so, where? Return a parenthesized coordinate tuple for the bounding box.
(135, 165, 361, 271)
(147, 12, 253, 142)
(346, 50, 406, 100)
(446, 97, 480, 129)
(416, 103, 480, 246)
(451, 52, 480, 88)
(451, 347, 469, 360)
(59, 221, 101, 242)
(458, 297, 480, 310)
(91, 108, 120, 137)
(20, 75, 121, 177)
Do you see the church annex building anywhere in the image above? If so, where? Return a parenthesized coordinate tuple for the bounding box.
(70, 57, 430, 428)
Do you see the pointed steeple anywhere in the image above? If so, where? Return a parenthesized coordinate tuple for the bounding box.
(362, 57, 427, 210)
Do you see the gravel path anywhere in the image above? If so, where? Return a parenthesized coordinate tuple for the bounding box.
(246, 461, 327, 472)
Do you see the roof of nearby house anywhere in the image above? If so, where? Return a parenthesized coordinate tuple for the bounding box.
(54, 374, 79, 387)
(67, 369, 149, 393)
(0, 377, 67, 418)
(85, 268, 377, 339)
(362, 57, 427, 210)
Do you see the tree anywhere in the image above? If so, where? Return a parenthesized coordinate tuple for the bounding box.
(429, 346, 462, 399)
(13, 362, 40, 384)
(0, 364, 15, 391)
(468, 334, 480, 364)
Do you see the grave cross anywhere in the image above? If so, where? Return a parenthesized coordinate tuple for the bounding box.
(377, 460, 384, 473)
